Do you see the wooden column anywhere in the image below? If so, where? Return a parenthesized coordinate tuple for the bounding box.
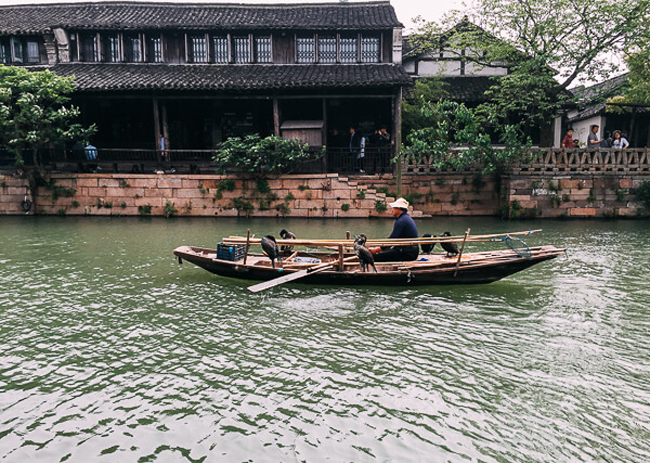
(153, 98, 162, 150)
(162, 102, 170, 149)
(393, 88, 403, 196)
(322, 98, 328, 172)
(273, 98, 281, 137)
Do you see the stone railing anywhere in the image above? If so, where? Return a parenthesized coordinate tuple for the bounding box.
(513, 148, 650, 175)
(402, 148, 650, 176)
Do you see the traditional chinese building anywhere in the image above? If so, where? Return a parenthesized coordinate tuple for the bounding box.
(0, 1, 411, 171)
(402, 19, 561, 146)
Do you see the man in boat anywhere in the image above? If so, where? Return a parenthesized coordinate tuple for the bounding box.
(368, 198, 419, 262)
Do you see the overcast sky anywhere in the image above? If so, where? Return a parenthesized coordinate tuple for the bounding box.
(0, 0, 467, 33)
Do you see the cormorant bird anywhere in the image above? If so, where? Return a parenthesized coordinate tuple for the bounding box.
(440, 231, 459, 257)
(421, 233, 436, 254)
(279, 229, 296, 255)
(261, 235, 282, 268)
(354, 234, 377, 273)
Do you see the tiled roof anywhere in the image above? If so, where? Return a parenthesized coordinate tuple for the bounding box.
(48, 63, 412, 92)
(0, 1, 402, 35)
(568, 73, 629, 122)
(438, 76, 493, 102)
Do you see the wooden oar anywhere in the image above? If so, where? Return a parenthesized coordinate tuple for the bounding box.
(247, 256, 358, 293)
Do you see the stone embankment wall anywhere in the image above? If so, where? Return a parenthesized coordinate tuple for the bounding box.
(361, 173, 501, 216)
(0, 173, 31, 215)
(1, 170, 648, 218)
(503, 175, 645, 218)
(0, 173, 413, 218)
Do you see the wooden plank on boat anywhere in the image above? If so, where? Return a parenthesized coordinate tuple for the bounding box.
(248, 256, 358, 293)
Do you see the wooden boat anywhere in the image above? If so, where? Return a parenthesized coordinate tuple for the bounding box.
(173, 230, 565, 291)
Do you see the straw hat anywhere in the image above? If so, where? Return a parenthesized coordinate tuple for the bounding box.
(388, 197, 409, 209)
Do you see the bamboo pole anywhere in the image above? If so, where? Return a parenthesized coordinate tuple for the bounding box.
(243, 229, 251, 265)
(223, 229, 541, 248)
(453, 228, 471, 277)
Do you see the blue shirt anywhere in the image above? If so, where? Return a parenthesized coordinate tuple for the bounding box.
(388, 212, 418, 239)
(85, 144, 98, 161)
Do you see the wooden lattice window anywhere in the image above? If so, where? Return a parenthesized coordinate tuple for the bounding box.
(146, 36, 163, 63)
(190, 35, 208, 63)
(361, 35, 380, 63)
(340, 36, 357, 63)
(213, 36, 228, 63)
(296, 36, 315, 63)
(318, 36, 336, 63)
(255, 36, 272, 63)
(233, 36, 251, 63)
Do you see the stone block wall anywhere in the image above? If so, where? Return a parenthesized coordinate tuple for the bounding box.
(504, 175, 647, 218)
(0, 173, 31, 215)
(2, 173, 405, 218)
(354, 173, 501, 216)
(1, 171, 648, 218)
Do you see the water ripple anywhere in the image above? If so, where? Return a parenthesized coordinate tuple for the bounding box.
(0, 217, 649, 462)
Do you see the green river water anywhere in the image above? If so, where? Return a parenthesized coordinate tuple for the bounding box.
(0, 216, 648, 462)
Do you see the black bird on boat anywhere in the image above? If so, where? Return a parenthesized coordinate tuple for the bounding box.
(261, 235, 282, 268)
(279, 229, 296, 255)
(440, 231, 459, 257)
(354, 234, 377, 273)
(421, 233, 436, 254)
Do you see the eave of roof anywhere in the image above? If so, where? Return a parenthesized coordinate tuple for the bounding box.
(46, 63, 412, 92)
(0, 1, 403, 35)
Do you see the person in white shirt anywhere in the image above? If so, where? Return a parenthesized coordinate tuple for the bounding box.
(612, 130, 629, 149)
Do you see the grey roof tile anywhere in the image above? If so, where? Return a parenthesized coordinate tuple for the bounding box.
(0, 1, 402, 34)
(49, 63, 412, 91)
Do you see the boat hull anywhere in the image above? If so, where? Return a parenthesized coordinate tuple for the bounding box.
(173, 245, 564, 286)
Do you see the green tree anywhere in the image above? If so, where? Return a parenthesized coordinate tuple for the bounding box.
(412, 0, 650, 132)
(0, 65, 96, 165)
(213, 134, 323, 175)
(609, 45, 650, 109)
(401, 100, 531, 174)
(402, 77, 449, 140)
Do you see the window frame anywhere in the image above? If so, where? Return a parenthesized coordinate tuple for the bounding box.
(254, 35, 272, 63)
(10, 37, 23, 63)
(146, 33, 164, 63)
(212, 35, 229, 63)
(296, 34, 316, 63)
(105, 33, 121, 62)
(0, 40, 8, 63)
(232, 34, 252, 63)
(317, 34, 337, 64)
(360, 34, 381, 63)
(124, 33, 144, 63)
(26, 41, 40, 63)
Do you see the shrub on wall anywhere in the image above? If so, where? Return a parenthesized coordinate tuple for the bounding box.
(636, 181, 650, 209)
(213, 134, 323, 174)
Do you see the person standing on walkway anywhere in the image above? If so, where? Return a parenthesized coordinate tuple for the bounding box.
(561, 129, 575, 148)
(612, 130, 629, 149)
(587, 125, 602, 148)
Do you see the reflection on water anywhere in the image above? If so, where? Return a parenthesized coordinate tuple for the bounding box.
(0, 217, 649, 462)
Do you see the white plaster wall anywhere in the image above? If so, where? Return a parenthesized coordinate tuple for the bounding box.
(418, 60, 460, 76)
(392, 28, 402, 64)
(570, 116, 605, 146)
(465, 63, 507, 76)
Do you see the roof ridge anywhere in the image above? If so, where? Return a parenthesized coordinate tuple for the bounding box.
(0, 1, 394, 9)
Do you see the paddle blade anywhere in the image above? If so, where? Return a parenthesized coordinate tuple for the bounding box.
(247, 269, 310, 293)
